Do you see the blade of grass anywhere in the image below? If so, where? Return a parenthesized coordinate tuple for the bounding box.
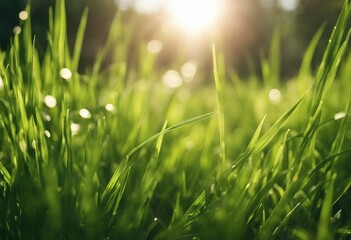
(212, 44, 226, 168)
(71, 8, 88, 73)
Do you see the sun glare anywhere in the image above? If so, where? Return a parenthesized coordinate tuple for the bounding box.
(115, 0, 223, 34)
(167, 0, 222, 34)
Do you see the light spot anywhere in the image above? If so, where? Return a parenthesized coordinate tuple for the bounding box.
(79, 108, 92, 119)
(19, 140, 27, 153)
(59, 68, 72, 80)
(154, 217, 158, 221)
(0, 76, 4, 90)
(19, 11, 28, 20)
(166, 0, 223, 34)
(334, 112, 346, 120)
(105, 103, 115, 112)
(42, 111, 52, 122)
(71, 123, 80, 135)
(44, 95, 57, 108)
(268, 88, 282, 104)
(13, 26, 22, 35)
(147, 39, 163, 54)
(44, 130, 51, 138)
(163, 70, 182, 88)
(31, 140, 36, 150)
(181, 60, 197, 81)
(278, 0, 300, 11)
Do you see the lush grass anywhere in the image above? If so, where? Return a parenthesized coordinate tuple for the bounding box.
(1, 1, 351, 239)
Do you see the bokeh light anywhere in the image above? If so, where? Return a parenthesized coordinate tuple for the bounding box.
(79, 108, 92, 119)
(181, 60, 197, 81)
(13, 26, 21, 35)
(44, 95, 57, 108)
(42, 111, 52, 122)
(70, 123, 80, 135)
(19, 11, 29, 20)
(163, 70, 183, 88)
(105, 103, 116, 112)
(268, 88, 282, 104)
(44, 130, 51, 138)
(59, 68, 72, 80)
(147, 39, 163, 54)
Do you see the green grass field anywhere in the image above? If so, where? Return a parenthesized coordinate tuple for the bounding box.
(1, 1, 351, 239)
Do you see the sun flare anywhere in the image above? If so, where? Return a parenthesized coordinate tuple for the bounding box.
(166, 0, 223, 34)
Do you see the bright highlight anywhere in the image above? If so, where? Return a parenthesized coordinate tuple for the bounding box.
(163, 70, 183, 88)
(44, 95, 57, 108)
(79, 108, 92, 119)
(167, 0, 222, 33)
(60, 68, 72, 80)
(0, 76, 4, 90)
(19, 11, 29, 20)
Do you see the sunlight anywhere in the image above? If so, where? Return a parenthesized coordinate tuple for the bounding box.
(166, 0, 222, 34)
(278, 0, 300, 11)
(115, 0, 223, 34)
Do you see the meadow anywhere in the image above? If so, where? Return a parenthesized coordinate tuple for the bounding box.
(1, 0, 351, 239)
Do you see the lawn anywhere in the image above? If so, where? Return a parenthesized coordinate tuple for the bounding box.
(1, 0, 351, 239)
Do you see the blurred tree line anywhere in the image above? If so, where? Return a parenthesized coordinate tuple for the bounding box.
(0, 0, 345, 78)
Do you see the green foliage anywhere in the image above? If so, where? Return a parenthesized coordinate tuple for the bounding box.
(1, 0, 351, 239)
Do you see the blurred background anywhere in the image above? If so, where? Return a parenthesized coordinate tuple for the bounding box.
(0, 0, 345, 79)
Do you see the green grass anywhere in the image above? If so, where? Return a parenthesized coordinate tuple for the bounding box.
(1, 0, 351, 239)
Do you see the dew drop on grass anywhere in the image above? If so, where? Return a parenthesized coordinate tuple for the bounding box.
(153, 217, 158, 221)
(13, 26, 21, 35)
(60, 68, 72, 80)
(44, 130, 51, 138)
(19, 11, 28, 20)
(147, 39, 163, 54)
(268, 88, 282, 104)
(163, 70, 182, 88)
(79, 108, 92, 119)
(105, 103, 115, 112)
(0, 76, 4, 90)
(71, 123, 80, 135)
(334, 112, 346, 120)
(44, 95, 57, 108)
